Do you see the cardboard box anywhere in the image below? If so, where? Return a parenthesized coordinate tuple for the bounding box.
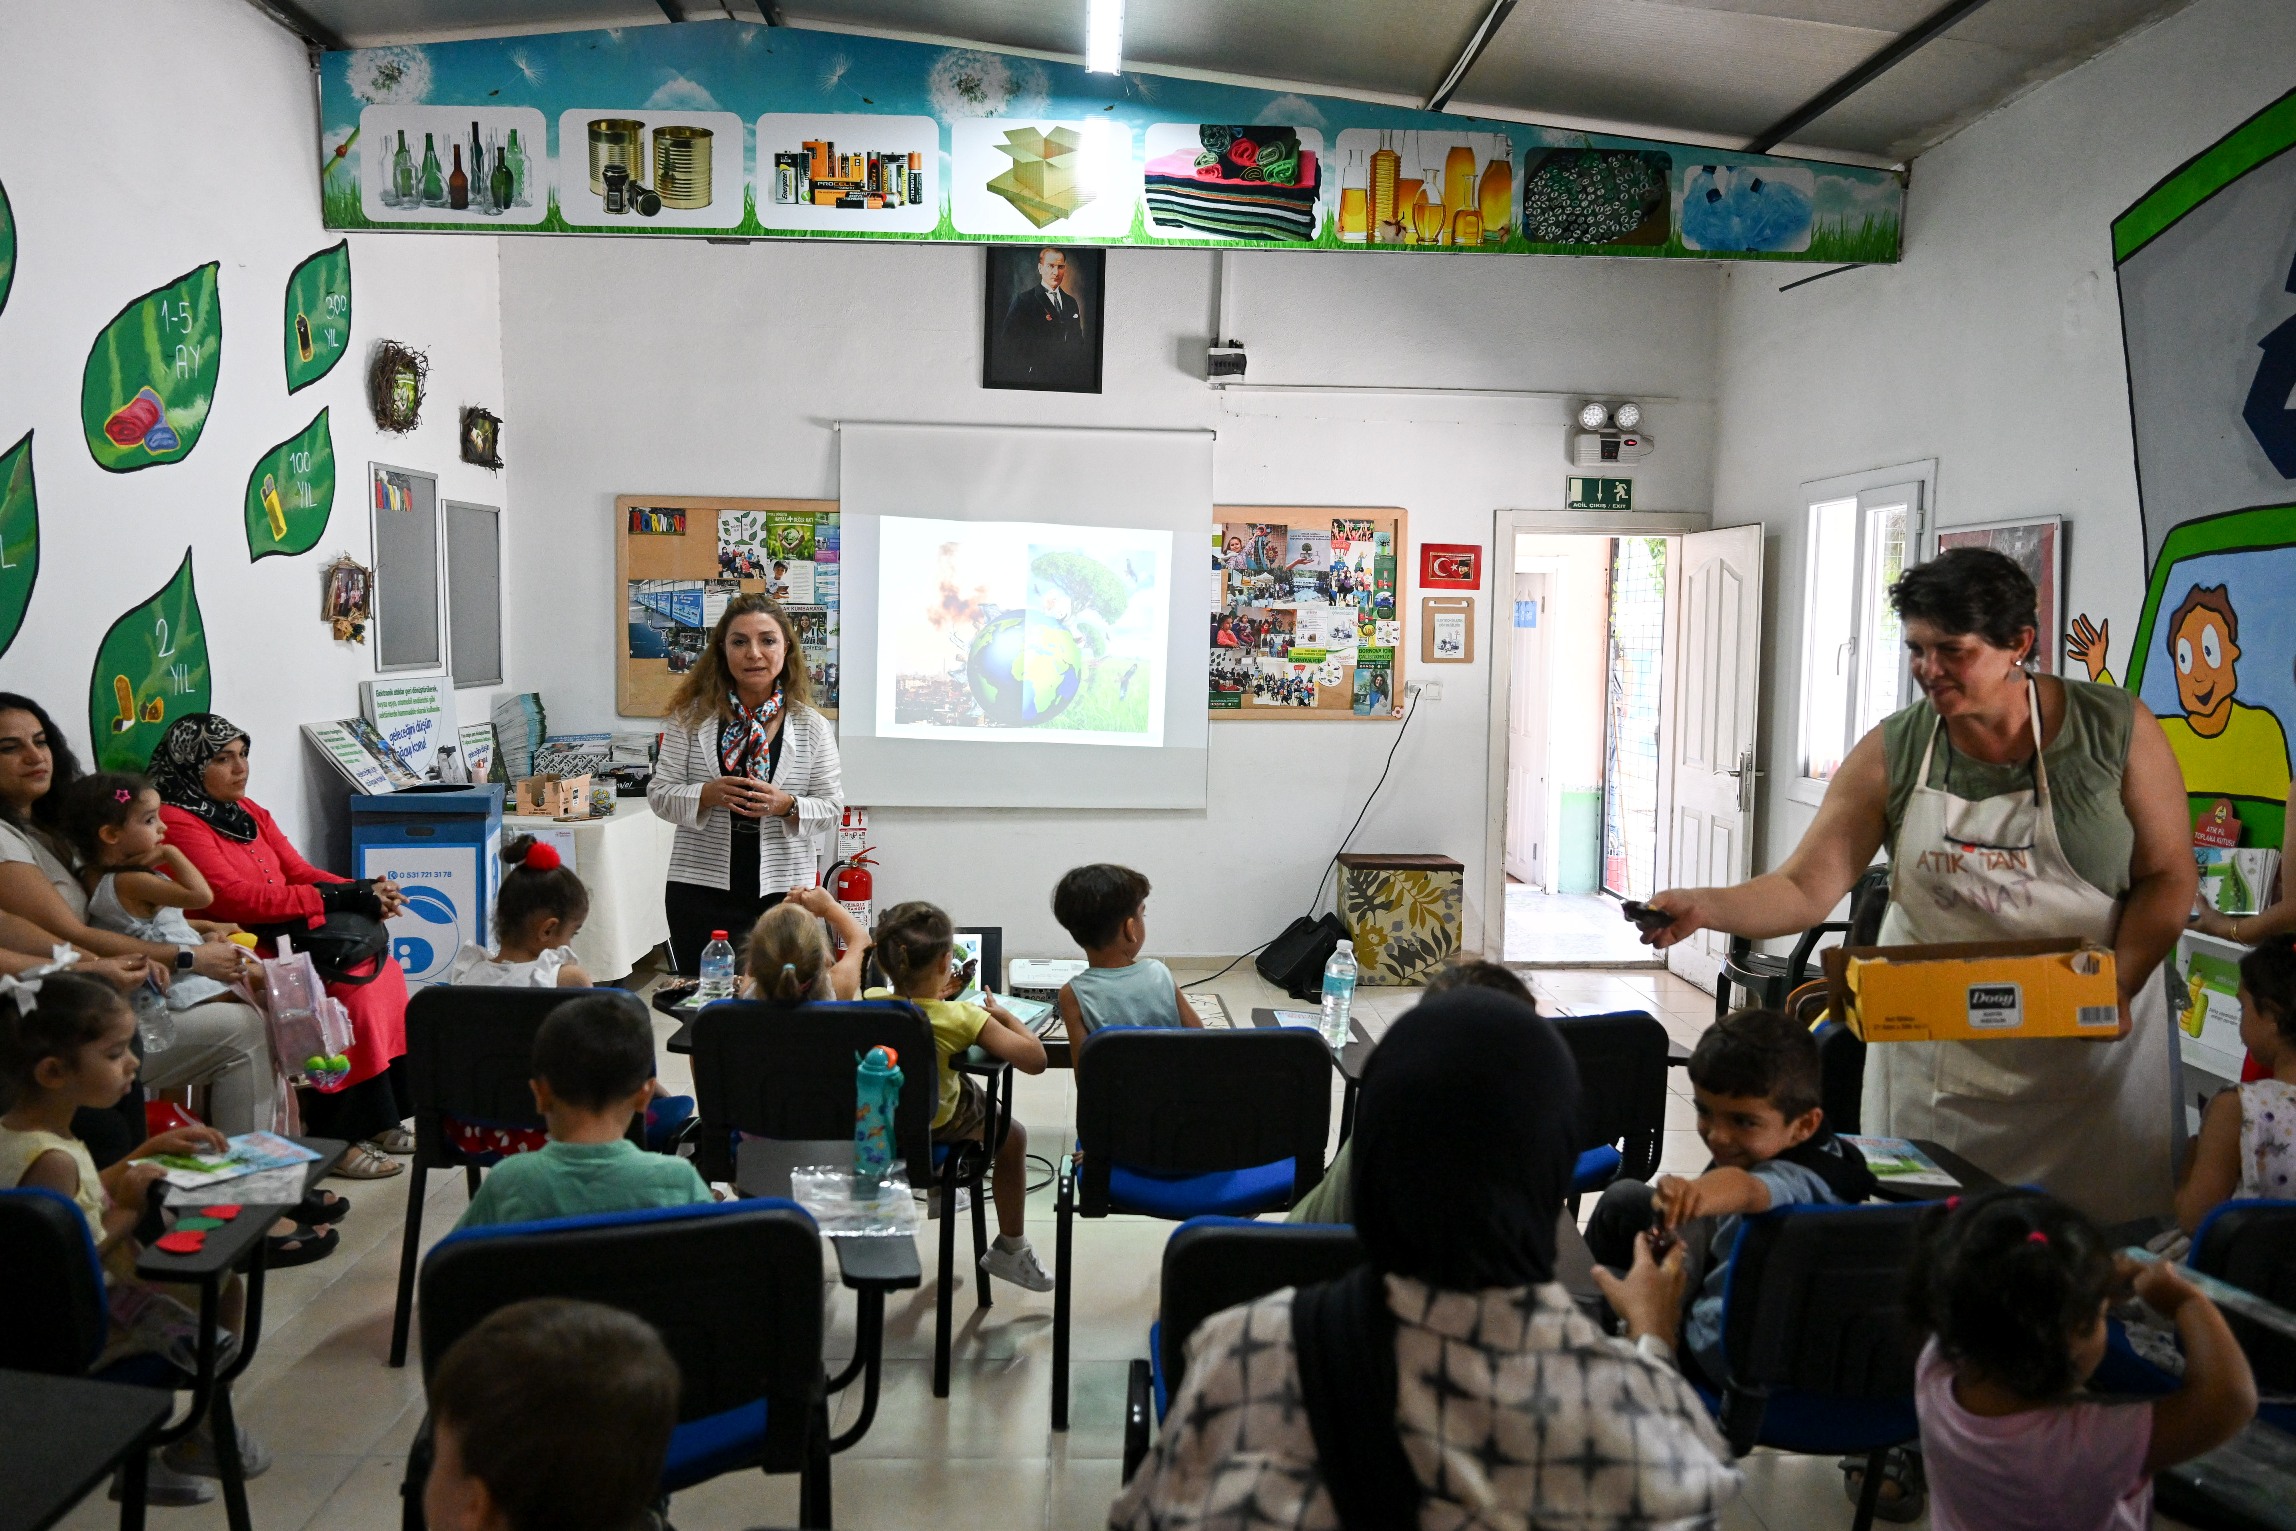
(512, 772, 592, 820)
(1822, 938, 2125, 1043)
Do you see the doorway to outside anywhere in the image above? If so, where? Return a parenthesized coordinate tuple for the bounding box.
(1504, 531, 1670, 966)
(1493, 515, 1764, 988)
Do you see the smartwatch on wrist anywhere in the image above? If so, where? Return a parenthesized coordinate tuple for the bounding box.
(175, 946, 196, 972)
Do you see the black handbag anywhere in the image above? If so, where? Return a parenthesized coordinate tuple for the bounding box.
(253, 911, 390, 986)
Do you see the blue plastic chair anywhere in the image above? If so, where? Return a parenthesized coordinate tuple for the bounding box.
(1551, 1010, 1671, 1205)
(1119, 1216, 1365, 1481)
(689, 996, 1003, 1400)
(0, 1185, 238, 1528)
(1053, 1026, 1332, 1430)
(1701, 1201, 1928, 1531)
(2192, 1197, 2296, 1435)
(404, 1199, 836, 1527)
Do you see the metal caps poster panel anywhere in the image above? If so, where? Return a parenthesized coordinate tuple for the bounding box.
(318, 24, 1901, 263)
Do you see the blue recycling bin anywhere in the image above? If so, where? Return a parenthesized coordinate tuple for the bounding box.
(349, 784, 505, 990)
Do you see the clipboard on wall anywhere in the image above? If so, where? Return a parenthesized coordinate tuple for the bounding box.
(1420, 596, 1475, 664)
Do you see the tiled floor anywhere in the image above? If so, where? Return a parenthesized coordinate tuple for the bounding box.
(55, 962, 2114, 1531)
(1503, 884, 1662, 967)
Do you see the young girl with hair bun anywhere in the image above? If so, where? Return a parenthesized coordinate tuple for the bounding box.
(1908, 1188, 2255, 1531)
(740, 887, 868, 1005)
(448, 836, 593, 989)
(443, 837, 692, 1150)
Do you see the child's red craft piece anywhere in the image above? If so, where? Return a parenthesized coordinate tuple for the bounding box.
(154, 1230, 207, 1254)
(201, 1205, 241, 1220)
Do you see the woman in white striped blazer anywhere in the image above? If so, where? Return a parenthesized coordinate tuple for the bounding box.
(648, 593, 844, 972)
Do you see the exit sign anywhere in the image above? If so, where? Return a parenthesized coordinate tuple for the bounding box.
(1568, 476, 1633, 510)
(1561, 475, 1634, 511)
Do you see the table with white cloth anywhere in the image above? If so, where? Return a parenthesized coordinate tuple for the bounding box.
(501, 799, 676, 980)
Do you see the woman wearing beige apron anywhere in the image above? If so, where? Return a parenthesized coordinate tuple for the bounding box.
(1642, 548, 2197, 1226)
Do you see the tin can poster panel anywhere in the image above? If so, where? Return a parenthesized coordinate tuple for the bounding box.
(554, 107, 744, 230)
(952, 119, 1137, 239)
(758, 113, 939, 235)
(1935, 517, 2059, 676)
(357, 107, 549, 226)
(1331, 129, 1514, 248)
(1141, 124, 1330, 245)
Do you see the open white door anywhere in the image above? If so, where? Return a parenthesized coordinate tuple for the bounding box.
(1504, 572, 1548, 886)
(1665, 525, 1763, 992)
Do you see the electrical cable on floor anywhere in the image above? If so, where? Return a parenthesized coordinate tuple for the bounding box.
(1182, 683, 1425, 991)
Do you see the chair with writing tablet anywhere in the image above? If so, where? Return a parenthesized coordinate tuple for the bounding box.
(1053, 1026, 1332, 1430)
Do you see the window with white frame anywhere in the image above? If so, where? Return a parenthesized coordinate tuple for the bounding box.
(1799, 482, 1919, 783)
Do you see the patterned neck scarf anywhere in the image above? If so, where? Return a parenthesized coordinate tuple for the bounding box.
(717, 688, 786, 781)
(149, 713, 258, 843)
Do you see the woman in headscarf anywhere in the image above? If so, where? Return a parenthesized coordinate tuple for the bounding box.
(1114, 988, 1741, 1531)
(152, 714, 413, 1181)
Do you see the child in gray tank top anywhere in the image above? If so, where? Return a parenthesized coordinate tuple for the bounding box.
(1051, 864, 1203, 1053)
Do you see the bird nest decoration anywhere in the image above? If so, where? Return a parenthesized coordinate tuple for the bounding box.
(368, 341, 429, 435)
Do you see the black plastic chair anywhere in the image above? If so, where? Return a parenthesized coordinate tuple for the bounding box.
(689, 997, 1004, 1400)
(1704, 1202, 1928, 1531)
(2191, 1197, 2296, 1435)
(0, 1186, 236, 1528)
(401, 1200, 835, 1528)
(1121, 1216, 1364, 1482)
(1552, 1010, 1671, 1206)
(390, 985, 628, 1367)
(1054, 1027, 1332, 1430)
(1715, 863, 1891, 1020)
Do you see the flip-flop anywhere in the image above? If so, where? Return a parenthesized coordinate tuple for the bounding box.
(265, 1226, 339, 1268)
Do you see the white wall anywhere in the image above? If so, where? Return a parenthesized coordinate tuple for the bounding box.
(0, 0, 510, 864)
(501, 237, 1721, 955)
(1709, 0, 2296, 873)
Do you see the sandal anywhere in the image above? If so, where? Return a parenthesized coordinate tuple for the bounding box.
(1840, 1448, 1924, 1523)
(295, 1188, 350, 1226)
(370, 1126, 416, 1154)
(265, 1226, 339, 1268)
(329, 1142, 405, 1180)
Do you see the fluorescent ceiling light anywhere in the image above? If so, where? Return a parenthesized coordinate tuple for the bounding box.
(1085, 0, 1124, 74)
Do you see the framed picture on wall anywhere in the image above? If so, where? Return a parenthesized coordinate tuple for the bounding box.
(1935, 515, 2062, 674)
(982, 244, 1105, 394)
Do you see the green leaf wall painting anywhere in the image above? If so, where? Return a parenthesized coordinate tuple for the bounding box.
(0, 178, 16, 319)
(80, 263, 222, 473)
(284, 241, 351, 392)
(245, 408, 335, 559)
(0, 433, 37, 658)
(89, 551, 209, 772)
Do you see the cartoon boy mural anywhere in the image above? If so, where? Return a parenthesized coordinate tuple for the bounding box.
(2155, 583, 2291, 803)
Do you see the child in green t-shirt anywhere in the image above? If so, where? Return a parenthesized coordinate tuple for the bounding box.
(456, 994, 711, 1231)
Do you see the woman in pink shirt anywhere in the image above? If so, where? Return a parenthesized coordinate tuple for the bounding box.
(1907, 1189, 2256, 1531)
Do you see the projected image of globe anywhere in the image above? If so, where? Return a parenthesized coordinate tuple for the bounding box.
(966, 612, 1083, 725)
(881, 518, 1173, 743)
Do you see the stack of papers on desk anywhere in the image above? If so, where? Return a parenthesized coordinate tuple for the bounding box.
(1841, 1135, 1959, 1189)
(151, 1132, 318, 1191)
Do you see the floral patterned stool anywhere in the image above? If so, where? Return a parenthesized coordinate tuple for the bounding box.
(1336, 853, 1463, 985)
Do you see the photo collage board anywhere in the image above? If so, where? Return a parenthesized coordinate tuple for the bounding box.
(1211, 506, 1406, 719)
(616, 495, 839, 720)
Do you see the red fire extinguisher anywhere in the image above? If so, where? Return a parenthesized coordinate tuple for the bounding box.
(827, 847, 876, 933)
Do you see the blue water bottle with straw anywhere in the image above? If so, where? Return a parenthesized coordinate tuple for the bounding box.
(854, 1045, 902, 1197)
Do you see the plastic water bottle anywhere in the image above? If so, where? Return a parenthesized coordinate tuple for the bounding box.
(853, 1045, 902, 1196)
(1320, 939, 1357, 1050)
(698, 930, 737, 1004)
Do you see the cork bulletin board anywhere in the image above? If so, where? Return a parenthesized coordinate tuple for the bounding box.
(616, 495, 839, 719)
(1209, 505, 1407, 720)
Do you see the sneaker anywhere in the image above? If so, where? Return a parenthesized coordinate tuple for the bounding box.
(164, 1419, 273, 1480)
(920, 1187, 973, 1220)
(979, 1240, 1054, 1293)
(110, 1455, 216, 1506)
